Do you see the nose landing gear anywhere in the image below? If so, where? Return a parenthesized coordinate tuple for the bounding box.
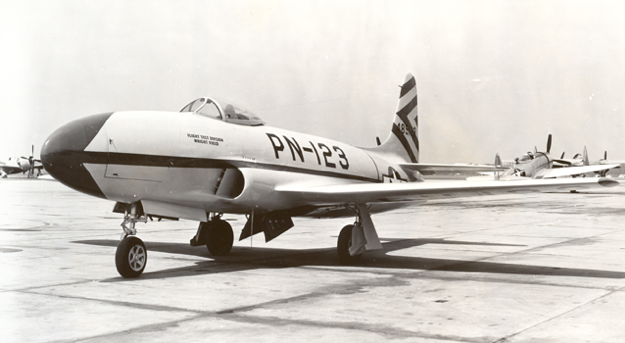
(116, 203, 148, 278)
(116, 236, 147, 278)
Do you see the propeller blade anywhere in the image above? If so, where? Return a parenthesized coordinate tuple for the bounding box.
(604, 151, 608, 160)
(546, 134, 552, 153)
(560, 152, 565, 159)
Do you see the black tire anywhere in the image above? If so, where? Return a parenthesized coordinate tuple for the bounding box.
(116, 236, 147, 278)
(337, 224, 362, 265)
(206, 220, 234, 256)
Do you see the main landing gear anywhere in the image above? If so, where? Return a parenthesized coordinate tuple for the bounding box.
(337, 224, 362, 264)
(336, 204, 383, 265)
(190, 214, 234, 256)
(116, 204, 148, 278)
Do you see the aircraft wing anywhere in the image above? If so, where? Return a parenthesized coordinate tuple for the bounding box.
(0, 165, 24, 174)
(275, 178, 618, 206)
(400, 163, 503, 175)
(600, 160, 625, 165)
(533, 164, 620, 179)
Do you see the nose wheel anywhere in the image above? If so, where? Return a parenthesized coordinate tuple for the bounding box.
(116, 236, 147, 278)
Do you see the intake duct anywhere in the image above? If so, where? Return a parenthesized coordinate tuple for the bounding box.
(215, 168, 245, 199)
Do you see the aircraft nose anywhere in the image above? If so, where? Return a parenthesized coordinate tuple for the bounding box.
(41, 113, 113, 198)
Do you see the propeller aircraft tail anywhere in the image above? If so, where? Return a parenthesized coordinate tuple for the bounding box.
(370, 74, 419, 163)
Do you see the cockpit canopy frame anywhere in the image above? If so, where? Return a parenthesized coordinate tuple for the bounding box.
(180, 97, 264, 126)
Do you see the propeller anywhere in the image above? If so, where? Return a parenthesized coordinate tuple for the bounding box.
(19, 144, 41, 178)
(546, 134, 552, 153)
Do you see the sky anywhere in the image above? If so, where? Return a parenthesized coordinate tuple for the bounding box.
(2, 0, 625, 164)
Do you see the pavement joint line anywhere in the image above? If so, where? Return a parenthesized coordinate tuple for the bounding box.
(217, 312, 485, 342)
(47, 285, 484, 343)
(51, 309, 483, 343)
(504, 227, 625, 256)
(8, 279, 113, 293)
(493, 285, 624, 343)
(17, 287, 206, 314)
(48, 313, 207, 343)
(301, 266, 620, 291)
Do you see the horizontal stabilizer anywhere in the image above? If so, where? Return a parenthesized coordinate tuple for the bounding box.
(400, 163, 505, 175)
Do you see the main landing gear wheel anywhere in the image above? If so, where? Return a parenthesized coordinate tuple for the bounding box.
(204, 220, 234, 256)
(116, 236, 147, 278)
(337, 224, 362, 265)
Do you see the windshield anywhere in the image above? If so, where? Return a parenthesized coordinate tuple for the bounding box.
(180, 97, 264, 126)
(515, 152, 534, 163)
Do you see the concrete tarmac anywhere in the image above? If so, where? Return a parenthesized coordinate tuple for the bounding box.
(1, 178, 624, 342)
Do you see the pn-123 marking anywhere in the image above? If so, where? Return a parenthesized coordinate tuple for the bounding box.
(266, 133, 349, 170)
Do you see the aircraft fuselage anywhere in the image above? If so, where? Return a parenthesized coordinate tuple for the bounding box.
(42, 111, 413, 219)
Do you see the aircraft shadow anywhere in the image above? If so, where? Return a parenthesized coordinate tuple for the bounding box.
(73, 238, 625, 281)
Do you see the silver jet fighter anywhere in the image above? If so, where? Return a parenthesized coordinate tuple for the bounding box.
(41, 74, 618, 278)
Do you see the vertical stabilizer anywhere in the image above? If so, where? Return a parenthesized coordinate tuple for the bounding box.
(371, 74, 419, 163)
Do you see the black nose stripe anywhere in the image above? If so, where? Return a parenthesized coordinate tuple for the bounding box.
(41, 112, 113, 199)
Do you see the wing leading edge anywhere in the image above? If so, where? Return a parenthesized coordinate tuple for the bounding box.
(276, 178, 619, 206)
(534, 164, 619, 179)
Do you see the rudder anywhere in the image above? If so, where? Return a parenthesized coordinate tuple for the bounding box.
(372, 74, 419, 163)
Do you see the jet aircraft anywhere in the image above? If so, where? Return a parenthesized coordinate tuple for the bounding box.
(40, 74, 619, 278)
(0, 145, 43, 178)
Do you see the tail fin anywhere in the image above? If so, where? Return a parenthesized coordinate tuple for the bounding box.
(371, 74, 419, 163)
(495, 153, 502, 168)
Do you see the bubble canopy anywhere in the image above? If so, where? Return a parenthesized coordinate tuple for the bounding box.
(180, 97, 264, 126)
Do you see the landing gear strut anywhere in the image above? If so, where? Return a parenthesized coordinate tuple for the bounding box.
(190, 214, 234, 256)
(116, 203, 148, 278)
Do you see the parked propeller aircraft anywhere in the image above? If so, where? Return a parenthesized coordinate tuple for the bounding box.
(552, 150, 585, 168)
(0, 145, 43, 178)
(491, 135, 619, 180)
(579, 149, 625, 177)
(40, 74, 619, 278)
(526, 141, 625, 177)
